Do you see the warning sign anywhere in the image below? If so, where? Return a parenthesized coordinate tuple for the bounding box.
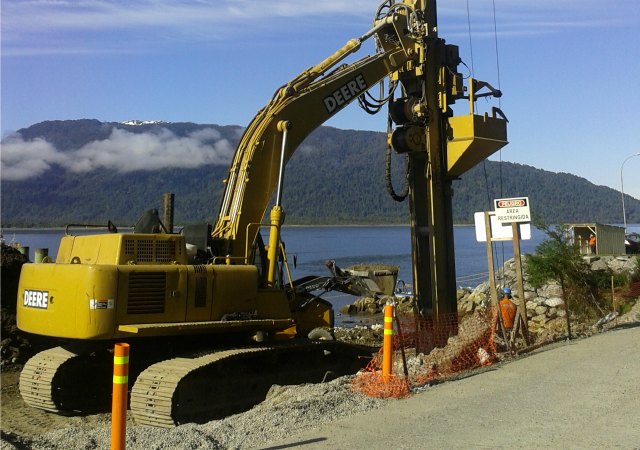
(494, 197, 531, 224)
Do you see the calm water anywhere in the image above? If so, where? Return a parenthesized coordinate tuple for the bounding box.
(6, 224, 638, 324)
(279, 225, 547, 287)
(3, 225, 549, 284)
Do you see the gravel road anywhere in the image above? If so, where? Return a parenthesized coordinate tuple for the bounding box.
(2, 325, 639, 450)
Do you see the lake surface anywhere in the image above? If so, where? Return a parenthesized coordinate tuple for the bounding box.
(279, 225, 547, 287)
(5, 224, 638, 324)
(3, 225, 548, 284)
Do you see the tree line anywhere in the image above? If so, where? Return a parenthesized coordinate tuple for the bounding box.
(2, 120, 638, 227)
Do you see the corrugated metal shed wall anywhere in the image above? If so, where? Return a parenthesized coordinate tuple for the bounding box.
(568, 223, 625, 255)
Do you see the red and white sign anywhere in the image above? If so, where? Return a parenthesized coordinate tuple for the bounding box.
(493, 197, 531, 224)
(496, 199, 527, 208)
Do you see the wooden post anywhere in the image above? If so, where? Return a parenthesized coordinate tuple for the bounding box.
(611, 275, 616, 325)
(485, 212, 498, 308)
(34, 248, 49, 263)
(162, 192, 174, 234)
(511, 223, 530, 344)
(17, 246, 30, 260)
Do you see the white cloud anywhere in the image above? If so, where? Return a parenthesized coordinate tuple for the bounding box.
(1, 127, 234, 181)
(5, 0, 634, 56)
(0, 135, 66, 180)
(1, 0, 372, 42)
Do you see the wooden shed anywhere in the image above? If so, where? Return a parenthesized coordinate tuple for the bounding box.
(566, 223, 625, 256)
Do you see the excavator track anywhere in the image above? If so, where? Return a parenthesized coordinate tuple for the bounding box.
(19, 341, 372, 425)
(19, 346, 112, 414)
(131, 347, 268, 427)
(19, 347, 75, 412)
(131, 341, 371, 427)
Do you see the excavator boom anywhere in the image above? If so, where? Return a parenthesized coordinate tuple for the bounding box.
(212, 12, 417, 258)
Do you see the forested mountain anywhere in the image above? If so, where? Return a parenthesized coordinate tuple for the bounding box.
(2, 120, 638, 227)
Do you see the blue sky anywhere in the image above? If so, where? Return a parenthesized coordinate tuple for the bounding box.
(2, 0, 640, 203)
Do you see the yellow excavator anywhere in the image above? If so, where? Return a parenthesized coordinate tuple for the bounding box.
(16, 0, 507, 427)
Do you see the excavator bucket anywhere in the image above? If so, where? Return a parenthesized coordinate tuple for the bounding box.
(447, 110, 508, 177)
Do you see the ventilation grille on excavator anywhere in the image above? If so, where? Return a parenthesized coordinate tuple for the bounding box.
(123, 238, 181, 263)
(127, 272, 166, 314)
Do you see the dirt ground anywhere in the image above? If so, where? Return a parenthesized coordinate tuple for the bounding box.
(0, 327, 381, 447)
(3, 299, 640, 448)
(2, 303, 639, 449)
(3, 322, 639, 449)
(0, 239, 640, 449)
(1, 370, 114, 445)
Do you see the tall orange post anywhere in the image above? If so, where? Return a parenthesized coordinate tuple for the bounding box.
(111, 343, 129, 450)
(382, 303, 394, 380)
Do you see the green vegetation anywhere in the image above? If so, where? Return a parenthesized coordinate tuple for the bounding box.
(525, 220, 622, 337)
(2, 120, 639, 227)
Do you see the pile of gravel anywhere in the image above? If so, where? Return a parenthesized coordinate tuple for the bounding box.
(21, 376, 385, 450)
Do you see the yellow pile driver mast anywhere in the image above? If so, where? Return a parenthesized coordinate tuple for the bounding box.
(391, 0, 507, 326)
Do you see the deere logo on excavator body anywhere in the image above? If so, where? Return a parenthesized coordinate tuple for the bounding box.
(323, 74, 368, 115)
(23, 289, 49, 309)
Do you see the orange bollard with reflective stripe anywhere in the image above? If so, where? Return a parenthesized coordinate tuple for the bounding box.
(111, 343, 129, 450)
(382, 303, 394, 380)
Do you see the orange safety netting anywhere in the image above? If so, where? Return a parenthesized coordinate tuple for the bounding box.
(352, 307, 498, 399)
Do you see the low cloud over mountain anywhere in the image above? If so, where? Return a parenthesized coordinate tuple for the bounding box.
(1, 126, 233, 181)
(2, 120, 638, 226)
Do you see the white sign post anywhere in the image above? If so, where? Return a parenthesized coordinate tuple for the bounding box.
(475, 197, 533, 345)
(474, 212, 531, 242)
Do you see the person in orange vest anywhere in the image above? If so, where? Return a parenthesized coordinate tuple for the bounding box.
(588, 233, 597, 254)
(499, 287, 517, 331)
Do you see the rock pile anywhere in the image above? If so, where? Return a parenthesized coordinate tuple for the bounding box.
(339, 294, 414, 316)
(341, 255, 640, 337)
(333, 324, 384, 347)
(458, 255, 639, 333)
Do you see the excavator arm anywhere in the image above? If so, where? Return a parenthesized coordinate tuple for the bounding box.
(211, 10, 420, 259)
(211, 0, 508, 329)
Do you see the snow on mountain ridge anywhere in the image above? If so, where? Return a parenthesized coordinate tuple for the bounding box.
(122, 119, 170, 126)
